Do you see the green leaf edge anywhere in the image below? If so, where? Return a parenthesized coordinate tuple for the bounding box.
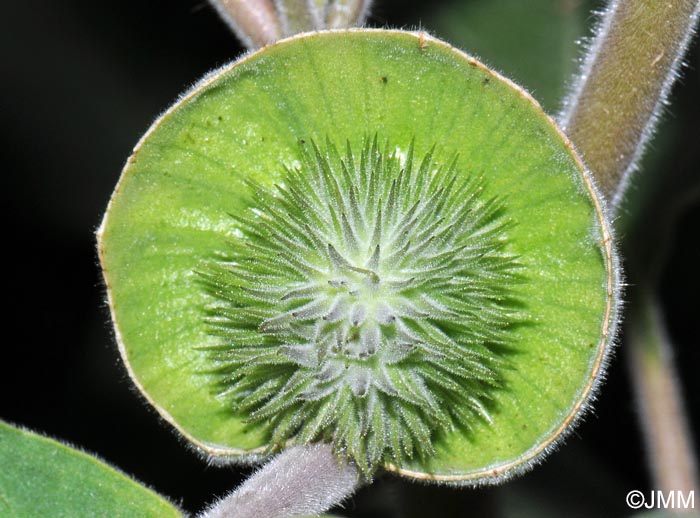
(0, 420, 182, 517)
(97, 28, 621, 484)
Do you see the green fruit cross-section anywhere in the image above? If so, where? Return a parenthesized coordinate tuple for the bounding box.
(98, 29, 618, 484)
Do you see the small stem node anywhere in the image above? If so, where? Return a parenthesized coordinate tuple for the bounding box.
(326, 0, 372, 29)
(275, 0, 322, 35)
(209, 0, 282, 49)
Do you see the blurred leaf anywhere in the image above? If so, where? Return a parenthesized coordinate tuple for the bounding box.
(0, 421, 182, 518)
(630, 512, 700, 518)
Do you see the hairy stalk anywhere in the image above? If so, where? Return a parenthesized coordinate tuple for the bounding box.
(561, 0, 700, 496)
(627, 292, 699, 496)
(326, 0, 372, 28)
(209, 0, 282, 49)
(198, 444, 359, 518)
(560, 0, 700, 208)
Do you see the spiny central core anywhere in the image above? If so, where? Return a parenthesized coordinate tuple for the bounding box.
(270, 240, 426, 398)
(201, 137, 520, 475)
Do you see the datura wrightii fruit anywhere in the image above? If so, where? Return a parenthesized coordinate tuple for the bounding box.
(98, 29, 620, 484)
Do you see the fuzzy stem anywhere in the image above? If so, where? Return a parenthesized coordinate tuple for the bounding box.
(275, 0, 323, 35)
(197, 444, 359, 518)
(627, 291, 699, 496)
(326, 0, 372, 28)
(560, 0, 700, 208)
(209, 0, 282, 49)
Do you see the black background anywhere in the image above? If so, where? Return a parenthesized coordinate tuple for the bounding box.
(1, 1, 698, 516)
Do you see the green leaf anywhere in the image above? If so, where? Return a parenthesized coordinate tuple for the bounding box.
(98, 29, 619, 483)
(425, 0, 589, 112)
(0, 421, 182, 518)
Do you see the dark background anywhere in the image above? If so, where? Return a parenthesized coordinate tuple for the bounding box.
(1, 1, 698, 516)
